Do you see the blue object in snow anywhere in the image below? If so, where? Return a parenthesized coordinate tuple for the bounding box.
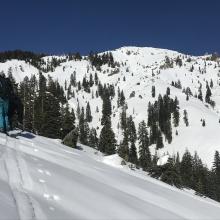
(0, 98, 9, 132)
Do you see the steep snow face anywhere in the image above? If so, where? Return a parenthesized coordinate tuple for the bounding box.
(0, 132, 220, 220)
(0, 46, 220, 167)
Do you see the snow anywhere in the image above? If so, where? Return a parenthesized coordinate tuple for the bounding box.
(157, 154, 169, 166)
(0, 46, 220, 168)
(0, 132, 220, 219)
(102, 154, 123, 168)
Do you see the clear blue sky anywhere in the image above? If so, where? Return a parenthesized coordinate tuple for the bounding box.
(0, 0, 219, 55)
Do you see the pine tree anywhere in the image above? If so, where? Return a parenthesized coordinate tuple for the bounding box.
(79, 108, 88, 145)
(183, 110, 189, 126)
(95, 72, 98, 85)
(198, 86, 203, 101)
(118, 131, 129, 161)
(88, 128, 98, 149)
(150, 122, 158, 145)
(212, 151, 220, 200)
(160, 157, 182, 188)
(120, 104, 127, 131)
(61, 104, 75, 139)
(19, 76, 33, 131)
(76, 102, 80, 119)
(99, 118, 116, 155)
(180, 150, 193, 188)
(138, 121, 151, 170)
(147, 102, 154, 127)
(120, 90, 125, 107)
(89, 73, 94, 87)
(101, 90, 112, 125)
(70, 72, 77, 87)
(164, 119, 172, 144)
(129, 142, 138, 165)
(195, 179, 204, 196)
(127, 115, 137, 143)
(210, 79, 214, 88)
(40, 93, 61, 138)
(86, 102, 93, 122)
(33, 72, 47, 133)
(213, 151, 220, 177)
(67, 85, 72, 99)
(156, 129, 164, 149)
(205, 84, 212, 103)
(173, 97, 180, 127)
(166, 87, 170, 96)
(152, 85, 156, 98)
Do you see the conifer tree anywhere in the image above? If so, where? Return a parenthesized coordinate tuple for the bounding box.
(213, 151, 220, 176)
(95, 72, 98, 85)
(70, 72, 77, 87)
(160, 157, 182, 188)
(76, 102, 80, 119)
(99, 118, 116, 155)
(61, 104, 75, 139)
(138, 121, 151, 170)
(79, 107, 88, 145)
(129, 142, 138, 165)
(120, 90, 125, 107)
(198, 86, 203, 101)
(19, 76, 32, 131)
(152, 85, 156, 98)
(89, 73, 94, 87)
(86, 102, 92, 122)
(166, 87, 170, 96)
(34, 72, 47, 133)
(88, 128, 98, 149)
(127, 115, 137, 143)
(173, 97, 180, 127)
(40, 93, 61, 138)
(156, 129, 164, 149)
(205, 83, 212, 104)
(183, 110, 189, 126)
(149, 123, 158, 145)
(120, 104, 127, 131)
(180, 150, 193, 188)
(210, 79, 214, 88)
(118, 131, 129, 161)
(101, 90, 112, 125)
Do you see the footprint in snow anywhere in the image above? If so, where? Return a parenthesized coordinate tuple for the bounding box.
(37, 169, 51, 176)
(38, 169, 44, 174)
(45, 170, 51, 176)
(43, 194, 60, 201)
(39, 179, 46, 183)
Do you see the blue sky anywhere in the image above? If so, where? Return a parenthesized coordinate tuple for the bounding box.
(0, 0, 219, 55)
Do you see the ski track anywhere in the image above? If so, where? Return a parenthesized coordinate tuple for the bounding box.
(3, 136, 46, 220)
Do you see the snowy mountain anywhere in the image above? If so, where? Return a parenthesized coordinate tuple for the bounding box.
(1, 46, 220, 168)
(1, 131, 220, 220)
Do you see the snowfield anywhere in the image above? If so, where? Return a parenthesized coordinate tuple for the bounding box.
(0, 132, 220, 220)
(1, 46, 220, 167)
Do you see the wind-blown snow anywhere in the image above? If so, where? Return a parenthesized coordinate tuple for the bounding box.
(0, 132, 220, 219)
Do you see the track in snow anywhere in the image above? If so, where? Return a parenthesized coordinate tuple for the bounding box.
(2, 135, 44, 220)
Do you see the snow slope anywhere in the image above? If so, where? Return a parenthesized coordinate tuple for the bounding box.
(1, 46, 220, 167)
(0, 132, 220, 220)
